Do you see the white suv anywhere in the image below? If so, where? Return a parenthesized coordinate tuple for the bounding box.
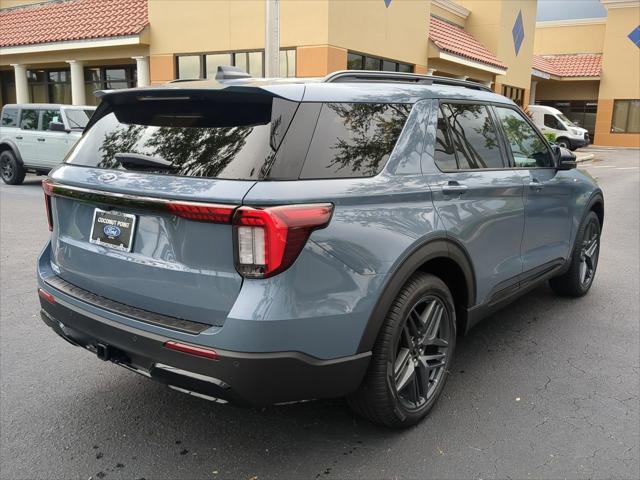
(0, 104, 96, 185)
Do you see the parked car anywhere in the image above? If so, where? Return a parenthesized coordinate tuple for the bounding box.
(37, 71, 604, 428)
(528, 104, 590, 150)
(0, 103, 96, 185)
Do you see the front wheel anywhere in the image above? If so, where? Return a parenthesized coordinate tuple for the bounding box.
(550, 211, 601, 297)
(0, 150, 25, 185)
(347, 273, 456, 428)
(556, 138, 572, 150)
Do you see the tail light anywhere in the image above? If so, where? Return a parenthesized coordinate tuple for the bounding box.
(42, 180, 54, 231)
(233, 203, 334, 278)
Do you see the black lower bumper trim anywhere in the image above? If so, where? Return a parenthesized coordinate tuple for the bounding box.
(39, 298, 370, 406)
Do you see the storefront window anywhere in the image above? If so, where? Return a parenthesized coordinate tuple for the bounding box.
(612, 100, 640, 133)
(279, 49, 296, 77)
(177, 55, 202, 79)
(47, 70, 71, 104)
(347, 52, 413, 73)
(205, 53, 233, 79)
(84, 65, 136, 105)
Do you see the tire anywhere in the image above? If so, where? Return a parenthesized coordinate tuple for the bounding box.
(0, 150, 26, 185)
(347, 272, 456, 428)
(550, 211, 601, 297)
(556, 138, 572, 150)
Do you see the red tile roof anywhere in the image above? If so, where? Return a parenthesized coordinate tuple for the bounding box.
(429, 16, 507, 70)
(0, 0, 148, 48)
(532, 54, 602, 78)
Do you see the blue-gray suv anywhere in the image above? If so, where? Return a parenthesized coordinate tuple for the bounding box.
(37, 70, 604, 427)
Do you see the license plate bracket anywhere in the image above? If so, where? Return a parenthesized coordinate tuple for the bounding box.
(89, 208, 137, 252)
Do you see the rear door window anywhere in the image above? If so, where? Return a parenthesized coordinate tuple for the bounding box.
(440, 103, 505, 169)
(41, 109, 62, 131)
(299, 103, 411, 179)
(1, 107, 19, 127)
(434, 106, 458, 171)
(19, 109, 38, 130)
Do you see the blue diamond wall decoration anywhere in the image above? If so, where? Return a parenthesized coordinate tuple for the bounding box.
(512, 11, 525, 56)
(629, 26, 640, 48)
(384, 0, 392, 7)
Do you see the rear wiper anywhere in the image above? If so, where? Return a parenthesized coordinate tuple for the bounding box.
(114, 153, 178, 172)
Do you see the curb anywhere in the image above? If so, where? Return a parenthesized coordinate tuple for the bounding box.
(575, 153, 594, 163)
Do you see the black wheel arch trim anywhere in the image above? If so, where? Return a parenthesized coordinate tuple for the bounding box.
(0, 140, 24, 166)
(586, 190, 604, 229)
(356, 236, 476, 353)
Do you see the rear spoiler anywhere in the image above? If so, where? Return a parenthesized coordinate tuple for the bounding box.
(86, 82, 305, 131)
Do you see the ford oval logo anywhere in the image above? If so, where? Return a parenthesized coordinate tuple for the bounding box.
(98, 173, 117, 183)
(103, 225, 121, 237)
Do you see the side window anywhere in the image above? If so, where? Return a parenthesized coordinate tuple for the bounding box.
(1, 107, 19, 127)
(544, 114, 565, 130)
(41, 109, 62, 131)
(495, 107, 555, 168)
(19, 109, 38, 130)
(434, 106, 458, 171)
(442, 103, 504, 169)
(300, 103, 411, 179)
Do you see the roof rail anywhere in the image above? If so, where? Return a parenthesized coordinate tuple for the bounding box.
(323, 70, 493, 92)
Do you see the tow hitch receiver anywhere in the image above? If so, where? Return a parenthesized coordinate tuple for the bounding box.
(95, 343, 111, 361)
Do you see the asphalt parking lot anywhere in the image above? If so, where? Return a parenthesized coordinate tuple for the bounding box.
(1, 147, 639, 480)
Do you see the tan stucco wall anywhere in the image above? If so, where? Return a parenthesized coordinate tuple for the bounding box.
(326, 0, 430, 66)
(148, 0, 429, 67)
(534, 22, 606, 54)
(594, 5, 640, 146)
(430, 3, 466, 27)
(459, 0, 536, 90)
(535, 80, 600, 101)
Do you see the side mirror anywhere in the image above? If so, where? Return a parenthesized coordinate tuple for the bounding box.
(48, 121, 67, 132)
(552, 145, 577, 170)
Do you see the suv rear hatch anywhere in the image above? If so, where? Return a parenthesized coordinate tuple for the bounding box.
(45, 84, 303, 328)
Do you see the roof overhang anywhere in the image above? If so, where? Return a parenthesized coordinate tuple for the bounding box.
(600, 0, 639, 9)
(437, 51, 507, 75)
(431, 0, 470, 19)
(531, 70, 600, 81)
(0, 30, 148, 57)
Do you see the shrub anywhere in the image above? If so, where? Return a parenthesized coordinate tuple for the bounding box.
(544, 132, 557, 143)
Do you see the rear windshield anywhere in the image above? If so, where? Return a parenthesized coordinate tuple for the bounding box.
(64, 109, 94, 130)
(66, 97, 411, 180)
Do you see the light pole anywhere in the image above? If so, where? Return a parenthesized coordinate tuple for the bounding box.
(265, 0, 280, 77)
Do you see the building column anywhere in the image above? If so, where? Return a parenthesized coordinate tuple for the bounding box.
(456, 75, 469, 81)
(485, 80, 494, 88)
(530, 80, 538, 105)
(132, 56, 150, 87)
(426, 68, 436, 76)
(66, 60, 86, 105)
(10, 64, 29, 103)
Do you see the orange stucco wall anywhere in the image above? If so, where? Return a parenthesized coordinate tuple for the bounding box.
(149, 54, 176, 85)
(594, 98, 640, 147)
(295, 45, 347, 77)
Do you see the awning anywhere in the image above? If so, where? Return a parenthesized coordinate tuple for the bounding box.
(532, 54, 602, 80)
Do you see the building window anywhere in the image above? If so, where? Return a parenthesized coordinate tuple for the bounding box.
(0, 70, 17, 107)
(279, 49, 296, 77)
(502, 85, 525, 107)
(26, 69, 71, 104)
(347, 52, 412, 73)
(611, 100, 640, 133)
(84, 66, 136, 105)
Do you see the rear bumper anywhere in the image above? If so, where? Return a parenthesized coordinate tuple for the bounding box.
(39, 295, 370, 405)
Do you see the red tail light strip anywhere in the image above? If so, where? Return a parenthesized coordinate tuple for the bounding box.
(164, 341, 219, 360)
(38, 288, 56, 304)
(41, 179, 236, 224)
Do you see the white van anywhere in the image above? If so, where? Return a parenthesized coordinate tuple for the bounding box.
(528, 105, 590, 151)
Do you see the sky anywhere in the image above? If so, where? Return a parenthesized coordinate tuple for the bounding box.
(536, 0, 607, 21)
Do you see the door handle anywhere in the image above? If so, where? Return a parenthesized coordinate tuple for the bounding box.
(15, 136, 23, 140)
(442, 181, 468, 195)
(529, 178, 544, 191)
(37, 138, 45, 142)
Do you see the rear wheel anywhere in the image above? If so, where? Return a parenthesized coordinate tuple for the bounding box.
(0, 150, 25, 185)
(550, 211, 600, 297)
(348, 273, 456, 428)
